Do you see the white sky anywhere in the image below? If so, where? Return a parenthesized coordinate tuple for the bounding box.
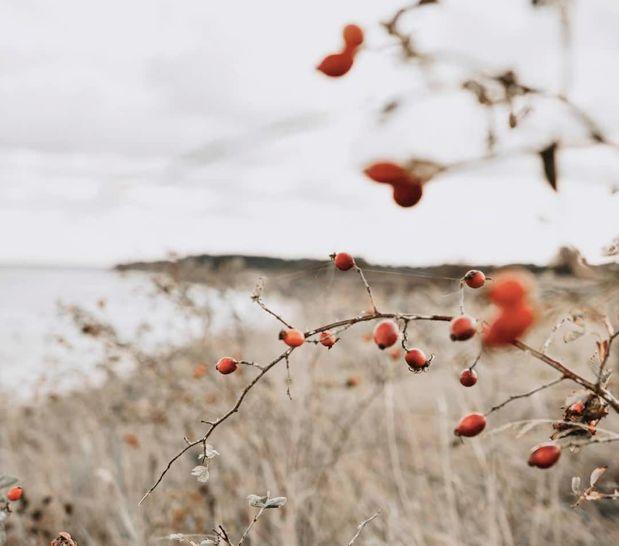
(0, 0, 618, 267)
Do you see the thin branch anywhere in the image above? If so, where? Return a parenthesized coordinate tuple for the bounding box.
(512, 340, 619, 413)
(140, 312, 619, 501)
(139, 347, 294, 504)
(486, 376, 565, 415)
(355, 265, 379, 313)
(238, 505, 267, 546)
(252, 296, 293, 329)
(345, 511, 381, 546)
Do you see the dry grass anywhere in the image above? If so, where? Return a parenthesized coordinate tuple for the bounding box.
(1, 265, 618, 545)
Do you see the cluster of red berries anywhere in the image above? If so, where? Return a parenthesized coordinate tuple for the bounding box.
(363, 162, 424, 208)
(317, 24, 364, 77)
(5, 486, 23, 502)
(483, 271, 536, 346)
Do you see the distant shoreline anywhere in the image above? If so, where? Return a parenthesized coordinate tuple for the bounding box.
(114, 249, 618, 279)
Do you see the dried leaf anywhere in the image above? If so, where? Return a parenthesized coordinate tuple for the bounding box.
(247, 494, 287, 509)
(0, 475, 18, 489)
(191, 465, 210, 483)
(596, 340, 609, 363)
(571, 476, 581, 495)
(540, 142, 559, 191)
(584, 490, 604, 500)
(563, 327, 585, 343)
(590, 465, 607, 487)
(264, 496, 287, 508)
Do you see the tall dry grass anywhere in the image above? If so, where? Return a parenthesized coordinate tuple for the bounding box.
(1, 265, 618, 545)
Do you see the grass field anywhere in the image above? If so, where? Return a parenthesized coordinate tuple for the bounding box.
(1, 261, 618, 545)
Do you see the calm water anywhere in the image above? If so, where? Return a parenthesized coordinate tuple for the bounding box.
(0, 267, 259, 396)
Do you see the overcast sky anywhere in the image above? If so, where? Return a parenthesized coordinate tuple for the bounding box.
(0, 0, 618, 267)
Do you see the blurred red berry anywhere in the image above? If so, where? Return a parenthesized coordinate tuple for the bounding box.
(373, 320, 399, 349)
(449, 315, 477, 341)
(317, 51, 354, 77)
(483, 304, 535, 346)
(489, 272, 531, 308)
(343, 24, 364, 48)
(363, 162, 409, 184)
(454, 413, 486, 437)
(7, 486, 23, 502)
(279, 328, 305, 347)
(568, 401, 585, 415)
(528, 442, 561, 469)
(392, 182, 423, 208)
(333, 252, 355, 271)
(319, 330, 336, 348)
(215, 357, 238, 375)
(459, 368, 478, 387)
(463, 270, 486, 289)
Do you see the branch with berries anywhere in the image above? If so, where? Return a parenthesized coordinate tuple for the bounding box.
(316, 1, 619, 208)
(140, 253, 618, 503)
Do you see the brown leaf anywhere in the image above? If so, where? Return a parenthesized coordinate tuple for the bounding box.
(540, 142, 559, 191)
(590, 465, 607, 487)
(51, 532, 77, 546)
(597, 340, 609, 363)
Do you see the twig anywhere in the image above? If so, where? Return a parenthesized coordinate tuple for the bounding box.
(512, 340, 619, 413)
(486, 377, 565, 415)
(141, 308, 618, 501)
(355, 265, 379, 313)
(238, 505, 267, 546)
(139, 347, 294, 504)
(253, 296, 293, 329)
(345, 511, 381, 546)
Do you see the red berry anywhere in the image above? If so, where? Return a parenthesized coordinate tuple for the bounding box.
(464, 270, 486, 289)
(333, 252, 355, 271)
(404, 348, 429, 370)
(279, 328, 305, 347)
(7, 486, 23, 502)
(489, 272, 531, 308)
(392, 182, 423, 208)
(215, 357, 238, 375)
(449, 315, 477, 341)
(343, 24, 364, 48)
(528, 442, 561, 469)
(319, 330, 336, 348)
(454, 412, 486, 437)
(317, 51, 354, 77)
(363, 162, 409, 185)
(568, 401, 585, 415)
(373, 320, 399, 350)
(459, 368, 478, 387)
(483, 304, 535, 346)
